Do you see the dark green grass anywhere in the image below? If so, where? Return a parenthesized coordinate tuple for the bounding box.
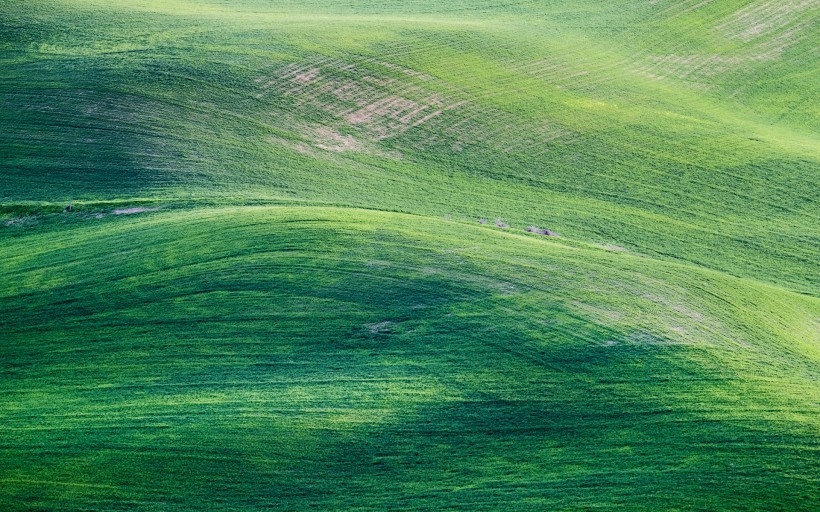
(1, 0, 819, 509)
(1, 208, 818, 510)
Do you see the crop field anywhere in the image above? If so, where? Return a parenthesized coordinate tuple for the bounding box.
(1, 0, 819, 510)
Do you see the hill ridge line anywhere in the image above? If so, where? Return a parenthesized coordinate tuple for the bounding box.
(8, 201, 816, 302)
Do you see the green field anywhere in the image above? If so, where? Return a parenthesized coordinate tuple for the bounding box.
(1, 0, 819, 509)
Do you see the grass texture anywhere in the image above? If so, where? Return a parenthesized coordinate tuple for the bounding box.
(1, 0, 818, 509)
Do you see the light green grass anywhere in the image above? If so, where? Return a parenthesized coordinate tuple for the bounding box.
(2, 0, 818, 292)
(1, 0, 819, 509)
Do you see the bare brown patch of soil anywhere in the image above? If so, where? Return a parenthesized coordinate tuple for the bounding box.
(256, 59, 464, 142)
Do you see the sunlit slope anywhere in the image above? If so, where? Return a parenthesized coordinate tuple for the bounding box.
(1, 207, 819, 510)
(1, 1, 819, 509)
(2, 0, 818, 293)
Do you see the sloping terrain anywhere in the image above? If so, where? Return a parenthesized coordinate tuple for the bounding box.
(1, 1, 818, 510)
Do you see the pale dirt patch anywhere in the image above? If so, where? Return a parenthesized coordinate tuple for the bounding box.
(427, 101, 570, 157)
(346, 96, 412, 125)
(633, 54, 742, 81)
(641, 293, 706, 322)
(633, 2, 815, 82)
(678, 0, 715, 16)
(367, 321, 395, 334)
(359, 57, 434, 81)
(627, 331, 679, 345)
(496, 282, 518, 296)
(630, 38, 808, 82)
(602, 244, 627, 252)
(257, 58, 463, 141)
(269, 127, 402, 160)
(364, 260, 391, 269)
(112, 207, 159, 215)
(509, 57, 570, 81)
(292, 68, 321, 84)
(716, 0, 816, 41)
(4, 217, 34, 227)
(344, 96, 462, 139)
(361, 75, 396, 87)
(399, 104, 431, 123)
(294, 142, 313, 154)
(572, 301, 625, 323)
(749, 21, 810, 60)
(601, 279, 738, 347)
(670, 325, 690, 335)
(651, 0, 710, 18)
(410, 110, 443, 128)
(313, 127, 362, 152)
(256, 57, 570, 152)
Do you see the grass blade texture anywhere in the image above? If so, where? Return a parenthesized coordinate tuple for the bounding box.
(1, 1, 818, 510)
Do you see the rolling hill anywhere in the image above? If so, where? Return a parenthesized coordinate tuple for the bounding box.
(1, 0, 819, 509)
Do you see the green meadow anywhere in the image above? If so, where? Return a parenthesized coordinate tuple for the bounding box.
(1, 0, 818, 509)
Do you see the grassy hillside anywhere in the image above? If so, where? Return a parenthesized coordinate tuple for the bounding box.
(3, 0, 818, 292)
(3, 207, 819, 510)
(1, 0, 818, 510)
